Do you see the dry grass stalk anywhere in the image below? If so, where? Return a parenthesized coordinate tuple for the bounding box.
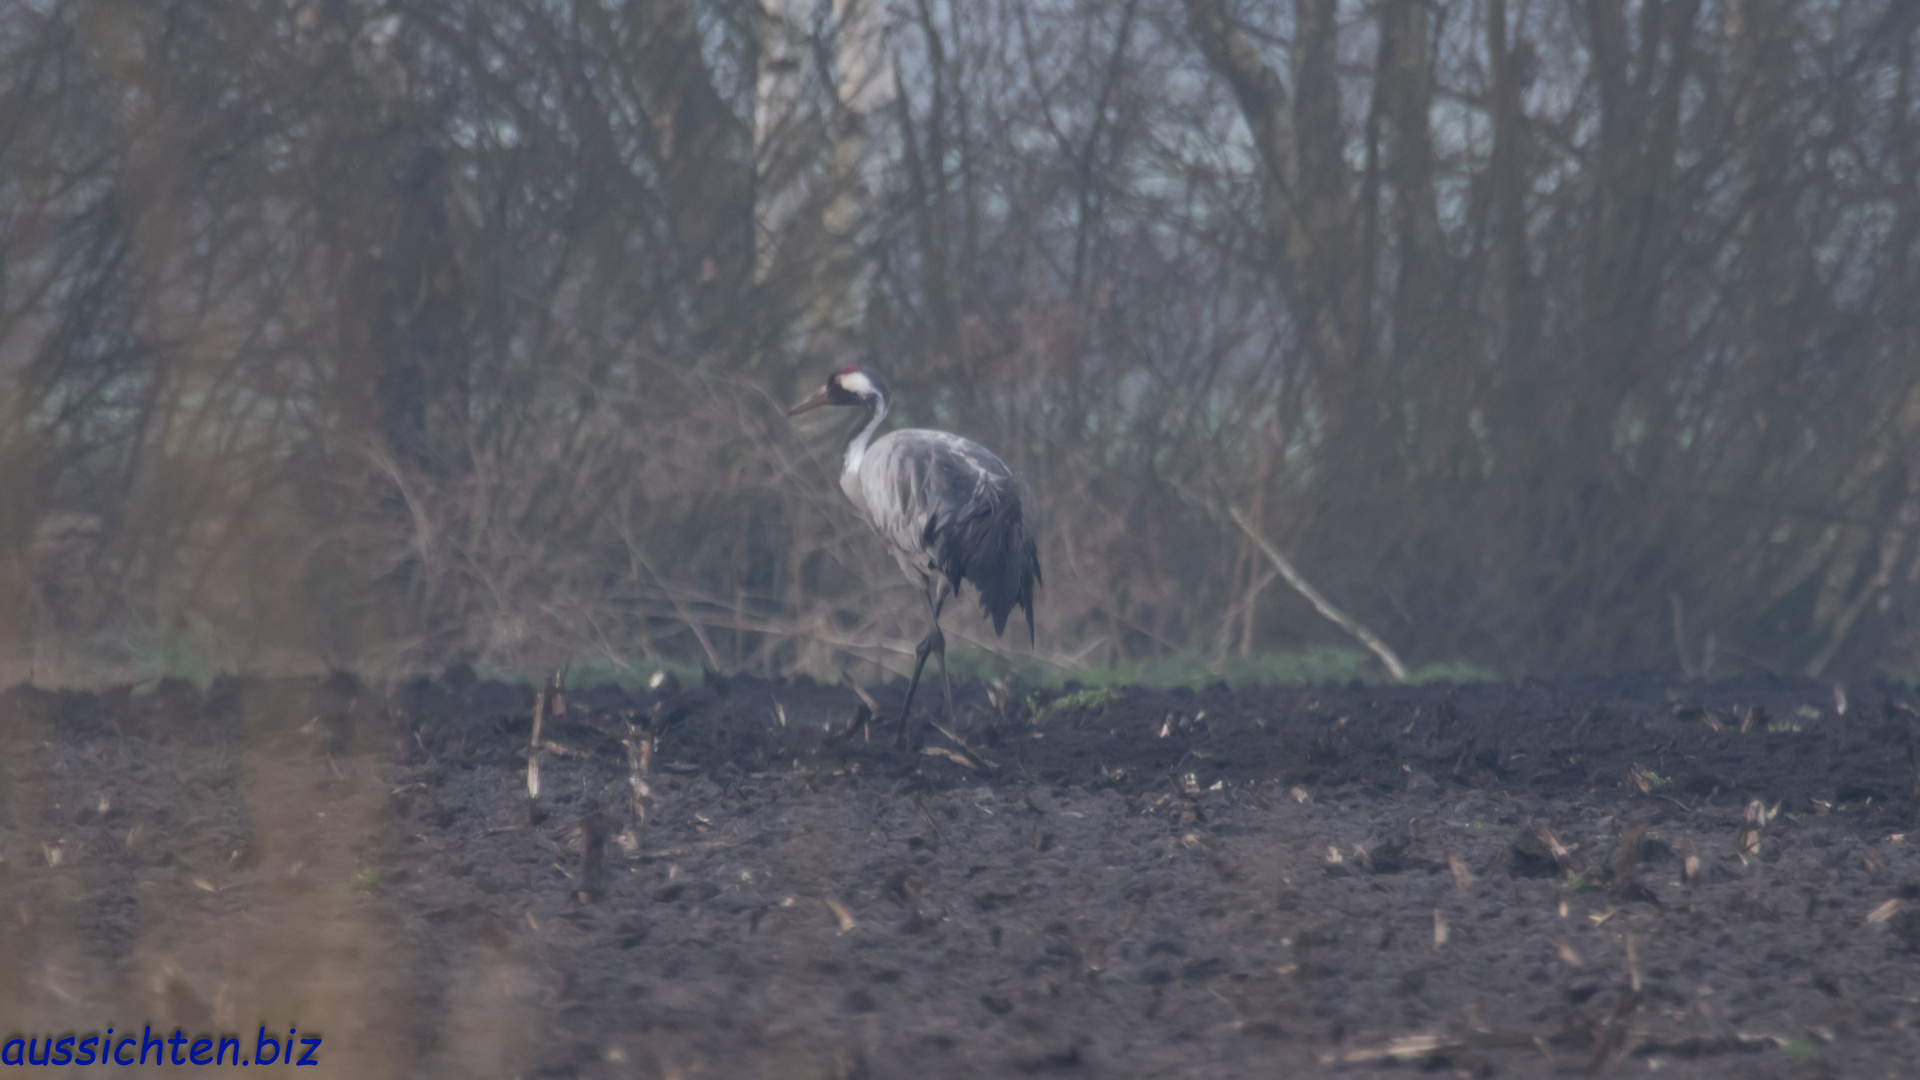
(840, 673, 880, 714)
(527, 691, 546, 802)
(920, 746, 981, 771)
(1449, 853, 1474, 890)
(928, 722, 997, 769)
(828, 704, 870, 743)
(824, 898, 856, 933)
(1736, 799, 1778, 856)
(526, 666, 567, 806)
(1628, 763, 1651, 794)
(1539, 826, 1571, 861)
(622, 719, 652, 830)
(1323, 1034, 1457, 1065)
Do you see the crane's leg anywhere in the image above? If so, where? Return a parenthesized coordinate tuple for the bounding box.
(896, 581, 951, 748)
(935, 617, 955, 723)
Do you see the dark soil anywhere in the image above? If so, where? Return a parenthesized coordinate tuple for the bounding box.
(5, 671, 1920, 1078)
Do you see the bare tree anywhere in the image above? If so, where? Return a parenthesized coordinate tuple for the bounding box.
(5, 0, 1920, 686)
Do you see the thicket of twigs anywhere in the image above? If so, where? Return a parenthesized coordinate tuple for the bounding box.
(4, 0, 1918, 684)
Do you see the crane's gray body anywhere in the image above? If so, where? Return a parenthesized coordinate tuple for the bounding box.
(842, 426, 1039, 641)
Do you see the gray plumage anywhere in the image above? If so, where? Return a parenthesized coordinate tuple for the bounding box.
(845, 429, 1040, 640)
(789, 365, 1040, 744)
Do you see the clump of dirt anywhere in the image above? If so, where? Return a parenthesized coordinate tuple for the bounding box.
(3, 672, 1918, 1077)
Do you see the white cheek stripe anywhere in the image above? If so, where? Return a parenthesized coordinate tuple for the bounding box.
(840, 371, 875, 396)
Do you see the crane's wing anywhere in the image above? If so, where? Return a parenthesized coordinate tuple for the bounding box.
(860, 431, 1040, 641)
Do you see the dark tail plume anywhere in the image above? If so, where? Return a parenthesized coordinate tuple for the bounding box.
(927, 494, 1040, 643)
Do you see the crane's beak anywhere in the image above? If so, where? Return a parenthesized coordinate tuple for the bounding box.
(786, 386, 831, 416)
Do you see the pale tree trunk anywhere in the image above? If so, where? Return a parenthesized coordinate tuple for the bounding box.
(758, 0, 891, 667)
(824, 0, 891, 235)
(757, 0, 891, 358)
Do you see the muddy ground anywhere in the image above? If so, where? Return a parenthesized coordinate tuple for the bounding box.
(3, 671, 1920, 1078)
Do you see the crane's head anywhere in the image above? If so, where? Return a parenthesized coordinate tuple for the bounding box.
(787, 364, 885, 415)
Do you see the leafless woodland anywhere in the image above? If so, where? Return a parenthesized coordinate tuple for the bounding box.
(3, 0, 1919, 684)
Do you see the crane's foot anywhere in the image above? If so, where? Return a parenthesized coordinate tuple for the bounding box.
(894, 716, 923, 752)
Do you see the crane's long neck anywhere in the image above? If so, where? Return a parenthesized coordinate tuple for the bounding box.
(842, 390, 888, 479)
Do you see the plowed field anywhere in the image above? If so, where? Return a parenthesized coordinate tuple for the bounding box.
(4, 673, 1919, 1078)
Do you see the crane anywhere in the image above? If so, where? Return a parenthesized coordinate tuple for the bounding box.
(788, 364, 1040, 746)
